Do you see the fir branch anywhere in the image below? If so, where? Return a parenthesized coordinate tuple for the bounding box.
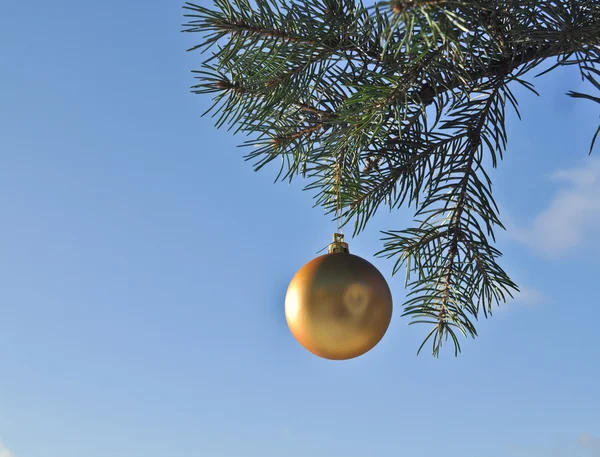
(273, 123, 324, 143)
(184, 0, 600, 356)
(390, 0, 447, 16)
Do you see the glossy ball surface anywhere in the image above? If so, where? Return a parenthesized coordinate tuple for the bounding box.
(285, 252, 393, 360)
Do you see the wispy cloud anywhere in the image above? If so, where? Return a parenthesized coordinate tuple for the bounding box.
(0, 441, 15, 457)
(493, 283, 546, 314)
(491, 261, 547, 312)
(509, 158, 600, 258)
(580, 433, 600, 457)
(508, 433, 600, 457)
(511, 284, 546, 307)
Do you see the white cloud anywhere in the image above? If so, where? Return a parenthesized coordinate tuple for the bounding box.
(512, 285, 546, 306)
(495, 283, 546, 313)
(510, 158, 600, 258)
(0, 441, 14, 457)
(579, 433, 600, 457)
(509, 433, 600, 457)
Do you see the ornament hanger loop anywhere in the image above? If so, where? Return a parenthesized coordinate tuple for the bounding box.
(328, 232, 349, 254)
(335, 150, 344, 235)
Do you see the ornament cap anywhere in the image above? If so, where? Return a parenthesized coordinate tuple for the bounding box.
(328, 233, 349, 254)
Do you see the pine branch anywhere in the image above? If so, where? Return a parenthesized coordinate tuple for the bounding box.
(184, 0, 600, 356)
(390, 0, 447, 16)
(434, 97, 492, 356)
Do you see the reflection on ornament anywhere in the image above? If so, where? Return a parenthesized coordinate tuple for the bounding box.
(285, 234, 393, 360)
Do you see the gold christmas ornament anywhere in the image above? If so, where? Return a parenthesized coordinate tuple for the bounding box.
(285, 234, 393, 360)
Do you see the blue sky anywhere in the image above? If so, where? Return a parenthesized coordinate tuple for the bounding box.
(1, 1, 599, 457)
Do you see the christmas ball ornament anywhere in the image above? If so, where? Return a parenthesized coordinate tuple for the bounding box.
(285, 234, 393, 360)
